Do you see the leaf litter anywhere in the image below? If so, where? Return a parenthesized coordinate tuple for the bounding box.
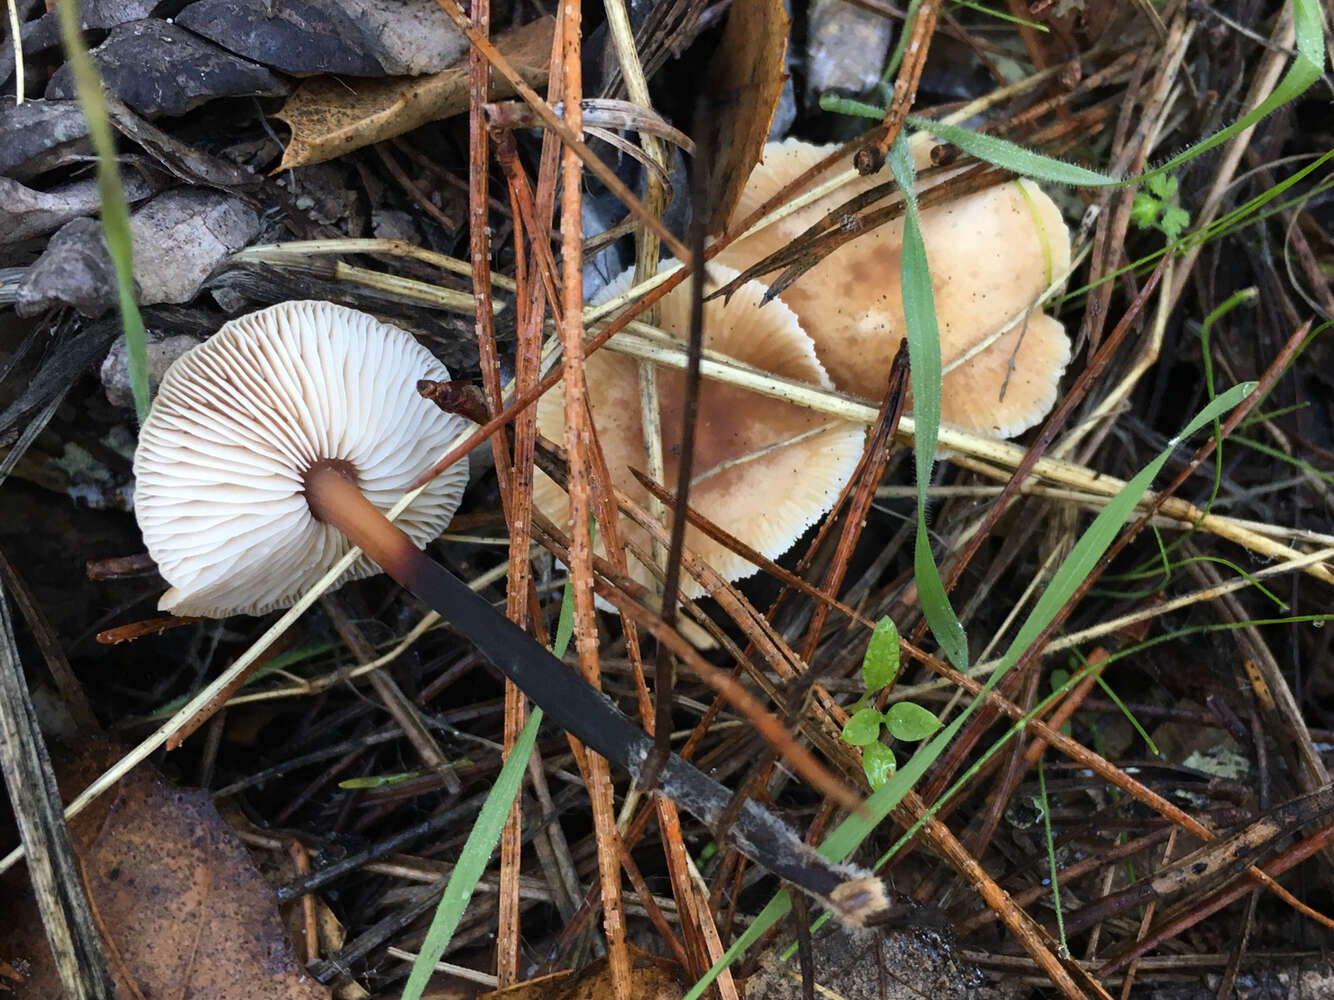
(0, 748, 327, 999)
(1, 0, 1333, 998)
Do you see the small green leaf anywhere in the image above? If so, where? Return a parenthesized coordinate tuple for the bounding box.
(402, 706, 543, 1000)
(862, 742, 897, 790)
(841, 708, 885, 747)
(1159, 205, 1191, 241)
(1130, 192, 1160, 229)
(1147, 172, 1177, 200)
(861, 616, 901, 691)
(884, 702, 941, 742)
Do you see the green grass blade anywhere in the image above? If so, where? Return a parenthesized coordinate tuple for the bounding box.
(681, 892, 792, 1000)
(552, 574, 575, 659)
(906, 118, 1118, 186)
(879, 0, 921, 91)
(400, 704, 543, 1000)
(995, 384, 1253, 664)
(886, 136, 968, 672)
(55, 0, 150, 422)
(1036, 753, 1067, 956)
(145, 641, 339, 718)
(950, 0, 1048, 30)
(1198, 287, 1258, 519)
(1186, 148, 1334, 251)
(1155, 0, 1323, 172)
(1092, 674, 1158, 757)
(819, 94, 890, 120)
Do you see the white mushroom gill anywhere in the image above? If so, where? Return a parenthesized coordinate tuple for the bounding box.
(133, 300, 471, 617)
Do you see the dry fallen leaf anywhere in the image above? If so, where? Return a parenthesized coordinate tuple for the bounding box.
(0, 761, 328, 1000)
(480, 945, 683, 1000)
(274, 16, 554, 171)
(700, 0, 788, 235)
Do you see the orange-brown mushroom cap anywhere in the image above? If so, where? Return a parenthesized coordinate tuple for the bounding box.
(534, 262, 864, 600)
(714, 138, 1072, 439)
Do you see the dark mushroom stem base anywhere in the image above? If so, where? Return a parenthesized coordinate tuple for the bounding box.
(302, 463, 898, 926)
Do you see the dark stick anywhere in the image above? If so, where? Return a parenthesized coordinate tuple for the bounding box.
(304, 467, 886, 921)
(402, 536, 867, 905)
(641, 101, 712, 791)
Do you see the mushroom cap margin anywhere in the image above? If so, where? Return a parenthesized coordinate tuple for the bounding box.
(718, 138, 1073, 438)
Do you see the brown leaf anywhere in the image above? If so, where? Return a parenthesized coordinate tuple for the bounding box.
(273, 16, 554, 171)
(700, 0, 788, 235)
(480, 945, 682, 1000)
(0, 762, 328, 1000)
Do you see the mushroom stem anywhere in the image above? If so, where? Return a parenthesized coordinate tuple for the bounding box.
(304, 464, 421, 586)
(302, 464, 898, 926)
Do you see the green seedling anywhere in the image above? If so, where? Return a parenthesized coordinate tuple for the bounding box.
(1131, 173, 1191, 241)
(840, 617, 942, 790)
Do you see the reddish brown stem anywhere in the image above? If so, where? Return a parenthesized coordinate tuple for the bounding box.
(303, 464, 422, 585)
(96, 616, 203, 645)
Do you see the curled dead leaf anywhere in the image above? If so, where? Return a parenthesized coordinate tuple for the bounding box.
(700, 0, 788, 234)
(274, 16, 554, 171)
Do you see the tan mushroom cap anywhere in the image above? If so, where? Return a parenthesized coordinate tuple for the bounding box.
(714, 138, 1072, 438)
(133, 300, 471, 617)
(534, 262, 864, 600)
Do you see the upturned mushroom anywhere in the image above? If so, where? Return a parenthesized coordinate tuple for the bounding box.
(534, 261, 866, 598)
(714, 138, 1072, 439)
(133, 299, 471, 617)
(130, 298, 890, 924)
